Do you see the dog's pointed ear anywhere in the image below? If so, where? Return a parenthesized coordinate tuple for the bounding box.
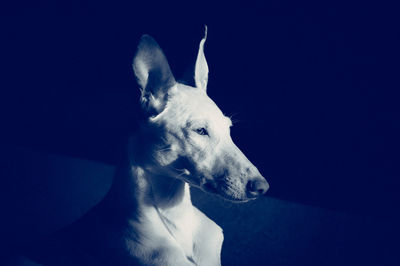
(133, 35, 176, 115)
(194, 26, 209, 91)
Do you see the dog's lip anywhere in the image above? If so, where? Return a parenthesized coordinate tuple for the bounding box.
(246, 191, 261, 200)
(199, 180, 254, 203)
(201, 180, 218, 193)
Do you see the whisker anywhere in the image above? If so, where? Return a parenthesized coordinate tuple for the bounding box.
(229, 113, 241, 124)
(156, 147, 173, 152)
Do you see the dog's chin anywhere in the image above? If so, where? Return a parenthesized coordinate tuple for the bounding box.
(217, 195, 252, 203)
(199, 182, 252, 203)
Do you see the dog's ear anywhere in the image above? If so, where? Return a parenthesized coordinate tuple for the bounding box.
(194, 26, 209, 91)
(133, 35, 176, 115)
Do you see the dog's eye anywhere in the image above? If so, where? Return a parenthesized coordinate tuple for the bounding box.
(195, 127, 209, 136)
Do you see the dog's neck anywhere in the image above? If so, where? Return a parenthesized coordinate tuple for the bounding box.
(103, 131, 197, 259)
(107, 130, 193, 210)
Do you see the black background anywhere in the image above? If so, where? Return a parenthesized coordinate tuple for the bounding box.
(1, 0, 400, 265)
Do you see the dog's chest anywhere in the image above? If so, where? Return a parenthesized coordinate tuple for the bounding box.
(156, 206, 223, 266)
(158, 206, 199, 259)
(191, 207, 224, 266)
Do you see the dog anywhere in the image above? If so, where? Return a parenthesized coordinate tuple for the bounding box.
(22, 27, 269, 266)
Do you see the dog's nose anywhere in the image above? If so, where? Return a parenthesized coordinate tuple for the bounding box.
(247, 178, 269, 198)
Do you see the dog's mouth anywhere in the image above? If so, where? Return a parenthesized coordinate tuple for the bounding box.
(199, 178, 252, 203)
(172, 162, 253, 202)
(201, 180, 218, 194)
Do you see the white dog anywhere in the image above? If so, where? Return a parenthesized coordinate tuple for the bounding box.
(23, 28, 269, 266)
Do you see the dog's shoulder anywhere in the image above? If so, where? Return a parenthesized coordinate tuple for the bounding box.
(192, 207, 223, 266)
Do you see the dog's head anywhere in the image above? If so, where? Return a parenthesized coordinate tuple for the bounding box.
(133, 28, 269, 202)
